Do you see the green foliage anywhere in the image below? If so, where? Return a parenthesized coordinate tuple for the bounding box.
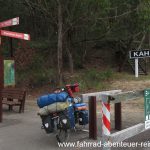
(1, 0, 150, 88)
(16, 67, 55, 88)
(70, 69, 114, 91)
(138, 0, 150, 32)
(29, 40, 50, 50)
(15, 44, 56, 87)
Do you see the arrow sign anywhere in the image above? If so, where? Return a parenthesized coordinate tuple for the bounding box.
(0, 17, 19, 28)
(1, 30, 30, 40)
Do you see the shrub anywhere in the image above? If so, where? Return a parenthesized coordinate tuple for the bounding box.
(68, 69, 114, 91)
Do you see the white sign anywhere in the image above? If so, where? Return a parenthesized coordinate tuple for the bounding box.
(145, 120, 150, 129)
(129, 49, 150, 59)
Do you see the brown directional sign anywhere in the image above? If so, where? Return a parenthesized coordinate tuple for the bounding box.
(0, 17, 19, 28)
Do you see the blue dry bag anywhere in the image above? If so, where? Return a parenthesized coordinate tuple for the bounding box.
(37, 92, 69, 108)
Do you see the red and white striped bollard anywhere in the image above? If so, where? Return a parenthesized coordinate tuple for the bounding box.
(101, 94, 111, 150)
(102, 102, 110, 136)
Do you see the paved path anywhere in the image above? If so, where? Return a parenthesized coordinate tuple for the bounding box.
(0, 101, 150, 150)
(0, 102, 89, 150)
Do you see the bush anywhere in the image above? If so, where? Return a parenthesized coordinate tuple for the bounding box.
(16, 68, 55, 88)
(80, 69, 114, 91)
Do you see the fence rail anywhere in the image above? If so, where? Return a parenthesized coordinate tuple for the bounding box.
(82, 89, 148, 150)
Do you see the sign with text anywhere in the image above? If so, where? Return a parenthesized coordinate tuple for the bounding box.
(4, 60, 15, 87)
(0, 17, 30, 122)
(144, 89, 150, 129)
(1, 30, 30, 40)
(0, 17, 19, 28)
(129, 49, 150, 59)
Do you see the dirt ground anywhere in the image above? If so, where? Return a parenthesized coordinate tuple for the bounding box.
(110, 80, 150, 91)
(104, 80, 148, 132)
(104, 79, 150, 135)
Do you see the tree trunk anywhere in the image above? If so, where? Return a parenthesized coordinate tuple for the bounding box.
(57, 0, 63, 86)
(66, 30, 74, 74)
(137, 33, 146, 50)
(82, 30, 87, 65)
(67, 48, 74, 74)
(118, 38, 133, 72)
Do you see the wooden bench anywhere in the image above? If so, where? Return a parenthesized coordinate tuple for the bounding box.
(1, 88, 26, 113)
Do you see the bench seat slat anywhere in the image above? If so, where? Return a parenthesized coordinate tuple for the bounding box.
(2, 91, 25, 94)
(2, 94, 24, 100)
(2, 100, 21, 105)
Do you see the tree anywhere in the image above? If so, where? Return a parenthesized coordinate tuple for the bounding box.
(1, 0, 150, 86)
(57, 0, 63, 85)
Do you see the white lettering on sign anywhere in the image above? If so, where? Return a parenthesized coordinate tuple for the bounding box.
(139, 51, 144, 57)
(144, 51, 150, 56)
(2, 31, 22, 38)
(133, 52, 139, 57)
(132, 50, 150, 58)
(145, 120, 150, 129)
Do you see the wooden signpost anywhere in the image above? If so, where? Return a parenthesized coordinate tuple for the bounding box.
(0, 17, 30, 122)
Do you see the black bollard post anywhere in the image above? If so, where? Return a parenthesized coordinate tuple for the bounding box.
(115, 102, 122, 130)
(89, 96, 97, 140)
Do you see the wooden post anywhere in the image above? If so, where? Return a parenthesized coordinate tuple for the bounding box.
(89, 96, 97, 140)
(0, 56, 4, 122)
(9, 27, 13, 57)
(115, 102, 122, 130)
(0, 17, 30, 122)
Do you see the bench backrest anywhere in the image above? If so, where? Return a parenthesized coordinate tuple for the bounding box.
(1, 88, 26, 100)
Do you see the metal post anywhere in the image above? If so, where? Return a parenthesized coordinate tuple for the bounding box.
(89, 96, 97, 140)
(135, 58, 139, 78)
(115, 103, 122, 130)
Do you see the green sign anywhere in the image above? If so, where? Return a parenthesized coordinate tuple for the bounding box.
(144, 89, 150, 129)
(4, 60, 15, 87)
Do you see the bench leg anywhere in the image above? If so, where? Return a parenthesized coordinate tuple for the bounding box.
(8, 98, 13, 111)
(9, 105, 13, 111)
(19, 104, 25, 113)
(19, 106, 22, 113)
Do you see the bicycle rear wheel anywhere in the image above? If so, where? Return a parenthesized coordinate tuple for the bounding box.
(56, 129, 69, 142)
